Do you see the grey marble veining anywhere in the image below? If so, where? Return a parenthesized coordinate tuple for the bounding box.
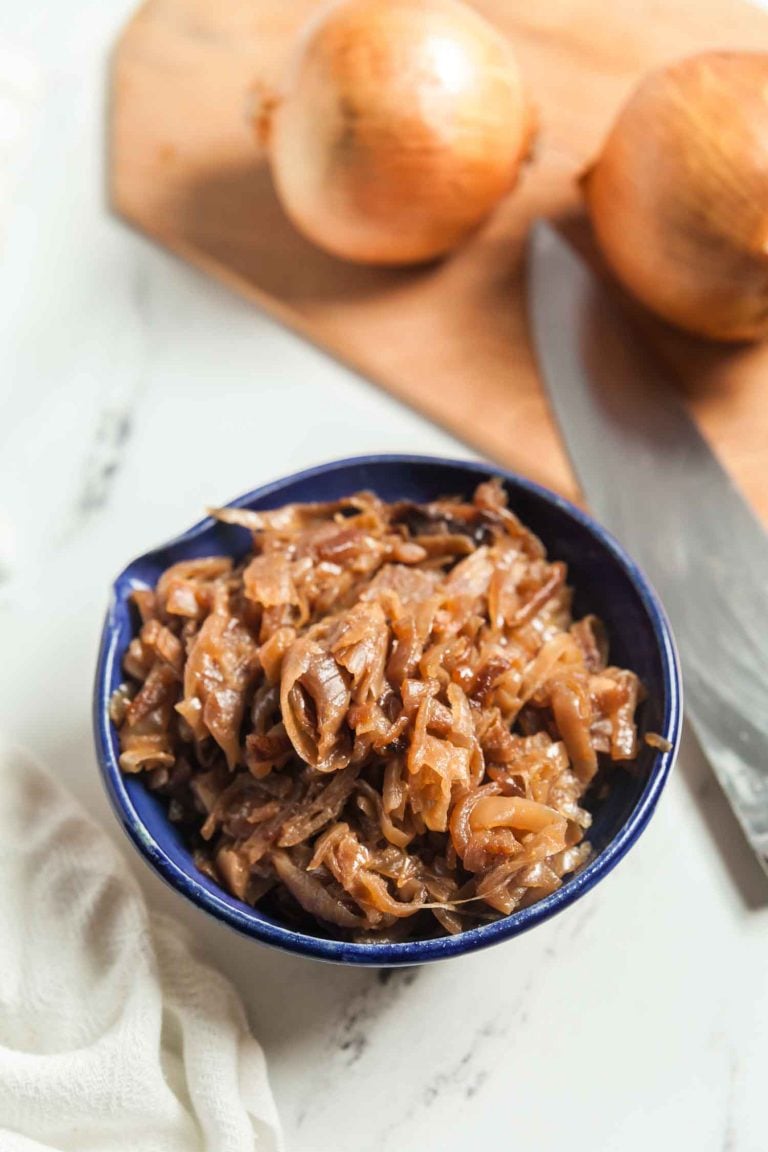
(62, 253, 155, 537)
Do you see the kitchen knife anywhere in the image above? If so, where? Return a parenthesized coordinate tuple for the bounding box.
(527, 220, 768, 877)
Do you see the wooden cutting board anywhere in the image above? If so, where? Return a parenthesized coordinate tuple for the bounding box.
(110, 0, 768, 522)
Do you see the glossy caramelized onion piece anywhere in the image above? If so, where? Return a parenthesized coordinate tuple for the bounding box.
(113, 481, 644, 940)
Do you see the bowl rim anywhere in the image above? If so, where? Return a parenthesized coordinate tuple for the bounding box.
(94, 453, 682, 965)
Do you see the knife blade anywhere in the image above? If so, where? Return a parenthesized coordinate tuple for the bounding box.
(527, 220, 768, 877)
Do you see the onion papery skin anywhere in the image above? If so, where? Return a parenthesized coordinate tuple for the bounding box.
(263, 0, 534, 266)
(583, 51, 768, 342)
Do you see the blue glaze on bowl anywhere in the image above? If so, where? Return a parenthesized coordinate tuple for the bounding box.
(94, 455, 682, 966)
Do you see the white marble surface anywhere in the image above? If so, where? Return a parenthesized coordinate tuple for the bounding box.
(0, 2, 766, 1150)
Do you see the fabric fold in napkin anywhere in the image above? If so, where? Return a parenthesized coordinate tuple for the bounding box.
(0, 739, 282, 1152)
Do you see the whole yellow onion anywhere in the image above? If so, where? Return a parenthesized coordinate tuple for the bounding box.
(256, 0, 534, 266)
(583, 52, 768, 342)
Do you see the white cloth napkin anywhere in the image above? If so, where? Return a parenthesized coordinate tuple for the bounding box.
(0, 739, 283, 1152)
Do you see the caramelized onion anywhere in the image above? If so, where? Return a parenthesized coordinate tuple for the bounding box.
(114, 479, 646, 940)
(469, 795, 567, 835)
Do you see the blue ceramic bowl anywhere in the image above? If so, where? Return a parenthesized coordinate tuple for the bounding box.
(94, 455, 682, 965)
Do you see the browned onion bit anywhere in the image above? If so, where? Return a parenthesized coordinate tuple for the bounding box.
(113, 480, 644, 940)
